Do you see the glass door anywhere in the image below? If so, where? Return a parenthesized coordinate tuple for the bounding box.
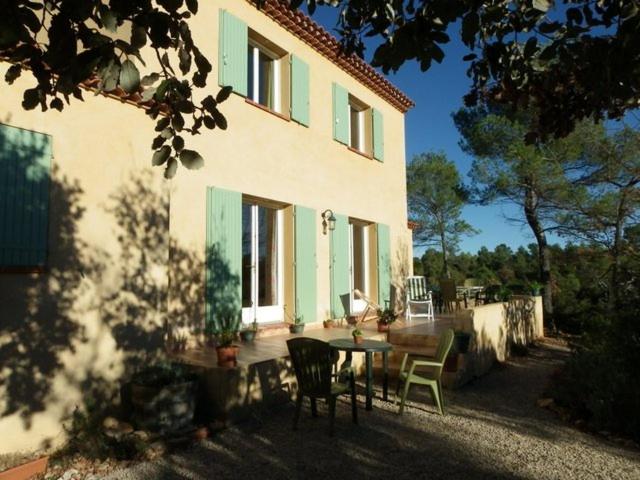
(242, 203, 283, 324)
(349, 222, 370, 313)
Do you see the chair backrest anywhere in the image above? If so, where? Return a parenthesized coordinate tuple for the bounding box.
(434, 329, 455, 367)
(406, 276, 430, 301)
(287, 337, 332, 397)
(439, 278, 457, 302)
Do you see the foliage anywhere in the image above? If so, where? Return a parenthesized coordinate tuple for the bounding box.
(1, 0, 231, 178)
(288, 0, 640, 143)
(376, 307, 397, 325)
(213, 316, 240, 347)
(351, 327, 363, 337)
(407, 151, 477, 277)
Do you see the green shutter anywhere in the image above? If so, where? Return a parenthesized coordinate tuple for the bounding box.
(218, 10, 248, 96)
(377, 223, 391, 307)
(373, 108, 384, 161)
(330, 213, 350, 318)
(294, 206, 316, 323)
(0, 124, 51, 267)
(290, 55, 310, 126)
(332, 83, 349, 144)
(205, 187, 242, 330)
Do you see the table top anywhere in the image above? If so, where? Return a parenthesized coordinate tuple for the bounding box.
(329, 338, 393, 353)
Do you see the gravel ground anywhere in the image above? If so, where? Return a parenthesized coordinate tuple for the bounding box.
(105, 343, 640, 480)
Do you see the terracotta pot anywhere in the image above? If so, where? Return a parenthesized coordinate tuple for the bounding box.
(353, 335, 364, 345)
(0, 456, 48, 480)
(216, 345, 239, 367)
(377, 323, 390, 333)
(289, 324, 305, 334)
(323, 320, 335, 329)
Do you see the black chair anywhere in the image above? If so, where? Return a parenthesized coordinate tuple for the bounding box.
(287, 337, 358, 436)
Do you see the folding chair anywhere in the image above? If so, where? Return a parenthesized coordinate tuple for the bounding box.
(405, 276, 434, 322)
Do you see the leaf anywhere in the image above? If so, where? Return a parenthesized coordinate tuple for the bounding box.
(216, 86, 233, 103)
(152, 135, 166, 149)
(22, 88, 40, 110)
(131, 25, 147, 50)
(462, 53, 477, 62)
(119, 60, 140, 93)
(211, 109, 227, 130)
(5, 64, 21, 84)
(50, 97, 64, 111)
(172, 136, 185, 151)
(152, 145, 171, 166)
(201, 95, 217, 113)
(164, 157, 178, 179)
(155, 117, 171, 131)
(141, 73, 160, 87)
(100, 7, 118, 32)
(178, 47, 191, 74)
(186, 0, 198, 14)
(524, 37, 538, 58)
(179, 149, 204, 169)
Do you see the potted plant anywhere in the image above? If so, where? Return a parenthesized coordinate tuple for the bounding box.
(528, 280, 543, 296)
(376, 307, 397, 332)
(239, 320, 258, 343)
(130, 363, 198, 434)
(214, 316, 240, 367)
(452, 330, 472, 354)
(323, 318, 336, 329)
(287, 312, 305, 334)
(352, 327, 364, 344)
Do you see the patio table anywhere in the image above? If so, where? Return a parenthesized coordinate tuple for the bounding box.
(328, 338, 393, 411)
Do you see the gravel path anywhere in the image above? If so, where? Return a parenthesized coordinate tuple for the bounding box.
(106, 343, 640, 480)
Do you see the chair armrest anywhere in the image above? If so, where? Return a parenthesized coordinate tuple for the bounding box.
(411, 360, 443, 368)
(399, 352, 434, 375)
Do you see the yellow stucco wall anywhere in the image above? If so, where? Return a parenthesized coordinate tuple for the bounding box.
(0, 1, 411, 454)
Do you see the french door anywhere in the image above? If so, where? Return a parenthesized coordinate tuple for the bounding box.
(242, 202, 283, 324)
(349, 222, 370, 313)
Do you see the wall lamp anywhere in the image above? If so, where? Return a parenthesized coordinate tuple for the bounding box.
(321, 209, 336, 235)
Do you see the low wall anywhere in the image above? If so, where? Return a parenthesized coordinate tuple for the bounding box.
(454, 296, 544, 382)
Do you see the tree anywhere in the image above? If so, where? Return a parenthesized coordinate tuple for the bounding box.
(290, 0, 640, 143)
(407, 152, 477, 277)
(453, 106, 594, 326)
(0, 0, 231, 178)
(555, 126, 640, 307)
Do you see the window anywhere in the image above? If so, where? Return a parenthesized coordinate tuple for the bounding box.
(242, 201, 284, 323)
(247, 41, 281, 113)
(348, 97, 368, 152)
(0, 124, 51, 271)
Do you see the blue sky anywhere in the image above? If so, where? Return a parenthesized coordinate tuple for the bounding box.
(307, 8, 558, 255)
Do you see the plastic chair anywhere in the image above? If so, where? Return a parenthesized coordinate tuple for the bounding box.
(287, 337, 358, 435)
(405, 276, 434, 322)
(395, 329, 455, 415)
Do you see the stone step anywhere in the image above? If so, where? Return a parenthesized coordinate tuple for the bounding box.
(388, 331, 440, 348)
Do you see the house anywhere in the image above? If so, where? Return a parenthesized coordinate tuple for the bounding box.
(0, 0, 414, 454)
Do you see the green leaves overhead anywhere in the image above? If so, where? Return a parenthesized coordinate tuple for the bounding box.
(2, 0, 231, 177)
(277, 0, 640, 144)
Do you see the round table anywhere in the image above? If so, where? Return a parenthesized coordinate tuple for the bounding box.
(328, 338, 393, 411)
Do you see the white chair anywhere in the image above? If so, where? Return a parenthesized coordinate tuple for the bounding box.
(405, 276, 434, 322)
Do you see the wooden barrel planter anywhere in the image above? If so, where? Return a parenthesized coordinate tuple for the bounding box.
(130, 365, 198, 434)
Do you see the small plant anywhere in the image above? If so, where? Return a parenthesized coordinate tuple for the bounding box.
(528, 280, 543, 295)
(352, 327, 363, 337)
(376, 307, 397, 325)
(240, 320, 258, 342)
(214, 315, 240, 347)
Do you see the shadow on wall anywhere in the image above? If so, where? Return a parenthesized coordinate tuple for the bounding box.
(504, 296, 537, 351)
(392, 237, 411, 313)
(0, 160, 99, 429)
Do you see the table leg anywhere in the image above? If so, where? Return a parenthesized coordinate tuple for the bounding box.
(382, 351, 389, 401)
(365, 351, 373, 411)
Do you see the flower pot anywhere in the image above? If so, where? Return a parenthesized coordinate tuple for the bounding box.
(323, 320, 335, 329)
(0, 456, 48, 480)
(239, 330, 256, 343)
(289, 324, 305, 334)
(377, 323, 390, 333)
(216, 345, 239, 368)
(353, 335, 364, 345)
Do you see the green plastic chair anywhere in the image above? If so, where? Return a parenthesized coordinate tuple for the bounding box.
(395, 328, 455, 415)
(287, 337, 358, 436)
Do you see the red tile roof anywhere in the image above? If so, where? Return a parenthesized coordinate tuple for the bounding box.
(250, 0, 414, 113)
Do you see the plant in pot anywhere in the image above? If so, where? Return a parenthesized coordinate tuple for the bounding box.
(240, 320, 258, 343)
(376, 307, 397, 332)
(214, 316, 240, 367)
(528, 280, 543, 296)
(130, 363, 198, 434)
(352, 327, 364, 344)
(287, 311, 305, 334)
